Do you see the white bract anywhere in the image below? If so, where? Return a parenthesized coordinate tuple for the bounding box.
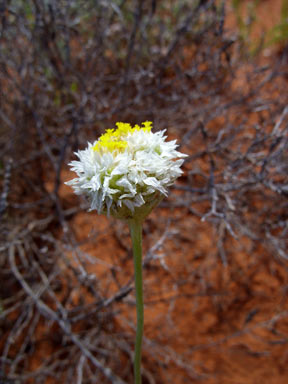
(66, 122, 187, 219)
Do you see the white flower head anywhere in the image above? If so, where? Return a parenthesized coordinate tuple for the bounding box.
(66, 121, 187, 220)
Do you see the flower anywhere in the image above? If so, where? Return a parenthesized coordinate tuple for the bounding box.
(66, 121, 187, 220)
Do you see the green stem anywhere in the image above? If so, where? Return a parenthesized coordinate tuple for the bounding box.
(129, 218, 143, 384)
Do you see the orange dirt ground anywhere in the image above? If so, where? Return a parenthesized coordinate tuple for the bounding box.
(26, 1, 288, 383)
(60, 184, 288, 384)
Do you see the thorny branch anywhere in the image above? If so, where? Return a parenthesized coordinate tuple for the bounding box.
(0, 0, 288, 383)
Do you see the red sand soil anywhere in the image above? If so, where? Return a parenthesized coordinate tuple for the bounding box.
(59, 174, 288, 384)
(25, 1, 288, 383)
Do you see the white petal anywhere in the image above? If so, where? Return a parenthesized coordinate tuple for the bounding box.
(123, 199, 135, 212)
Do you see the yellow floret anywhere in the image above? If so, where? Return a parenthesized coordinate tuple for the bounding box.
(93, 121, 153, 153)
(142, 121, 152, 131)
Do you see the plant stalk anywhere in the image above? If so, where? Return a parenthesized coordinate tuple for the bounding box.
(129, 218, 144, 384)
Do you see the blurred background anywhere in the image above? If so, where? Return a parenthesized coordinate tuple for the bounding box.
(0, 0, 288, 383)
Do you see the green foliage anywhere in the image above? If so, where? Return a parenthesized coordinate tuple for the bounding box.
(232, 0, 260, 56)
(70, 82, 78, 93)
(267, 0, 288, 46)
(232, 0, 288, 55)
